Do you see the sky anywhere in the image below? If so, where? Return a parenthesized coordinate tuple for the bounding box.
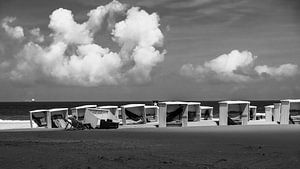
(0, 0, 299, 101)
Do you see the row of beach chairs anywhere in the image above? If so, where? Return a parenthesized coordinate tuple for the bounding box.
(29, 99, 300, 129)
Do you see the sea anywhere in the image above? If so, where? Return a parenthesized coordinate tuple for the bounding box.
(0, 100, 279, 121)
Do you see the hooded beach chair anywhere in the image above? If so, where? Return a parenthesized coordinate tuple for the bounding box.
(65, 116, 92, 130)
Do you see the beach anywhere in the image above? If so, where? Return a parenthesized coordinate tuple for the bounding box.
(0, 125, 299, 169)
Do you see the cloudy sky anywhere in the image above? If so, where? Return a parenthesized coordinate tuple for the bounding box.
(0, 0, 299, 101)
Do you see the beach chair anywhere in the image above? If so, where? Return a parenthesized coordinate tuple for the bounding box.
(64, 117, 92, 130)
(166, 107, 183, 122)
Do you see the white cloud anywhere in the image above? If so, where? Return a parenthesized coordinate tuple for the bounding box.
(8, 1, 166, 86)
(255, 64, 298, 80)
(180, 50, 257, 82)
(48, 0, 126, 45)
(11, 41, 123, 86)
(48, 8, 92, 44)
(204, 50, 256, 74)
(1, 17, 24, 39)
(112, 7, 165, 83)
(86, 0, 126, 32)
(29, 28, 44, 42)
(180, 50, 299, 83)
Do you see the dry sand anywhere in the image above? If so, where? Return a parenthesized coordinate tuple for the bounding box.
(0, 125, 300, 169)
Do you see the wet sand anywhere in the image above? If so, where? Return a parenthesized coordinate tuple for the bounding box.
(0, 125, 300, 169)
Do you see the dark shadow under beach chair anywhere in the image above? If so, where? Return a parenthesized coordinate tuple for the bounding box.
(97, 119, 119, 129)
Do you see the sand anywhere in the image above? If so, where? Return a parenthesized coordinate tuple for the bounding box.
(0, 125, 300, 169)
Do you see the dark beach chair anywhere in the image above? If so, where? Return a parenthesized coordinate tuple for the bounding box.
(64, 116, 92, 130)
(98, 119, 119, 129)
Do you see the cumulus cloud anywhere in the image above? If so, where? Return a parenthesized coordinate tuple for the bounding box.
(48, 8, 93, 44)
(255, 64, 298, 80)
(48, 0, 126, 45)
(29, 28, 44, 42)
(180, 50, 257, 82)
(87, 0, 126, 32)
(112, 7, 165, 82)
(180, 50, 298, 82)
(1, 17, 24, 39)
(7, 0, 165, 86)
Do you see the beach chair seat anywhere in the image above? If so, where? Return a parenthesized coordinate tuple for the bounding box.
(53, 119, 67, 128)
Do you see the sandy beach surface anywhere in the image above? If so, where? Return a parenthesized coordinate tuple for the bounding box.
(0, 125, 300, 169)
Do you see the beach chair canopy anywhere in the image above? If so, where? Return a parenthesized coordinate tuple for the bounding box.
(219, 100, 250, 125)
(29, 109, 48, 127)
(71, 105, 97, 121)
(186, 102, 201, 122)
(281, 99, 300, 124)
(158, 101, 189, 127)
(98, 106, 119, 117)
(48, 108, 68, 128)
(72, 105, 97, 109)
(84, 108, 119, 128)
(200, 106, 213, 120)
(121, 104, 146, 122)
(145, 105, 159, 122)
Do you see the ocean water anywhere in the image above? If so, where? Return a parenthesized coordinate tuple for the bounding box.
(0, 100, 279, 120)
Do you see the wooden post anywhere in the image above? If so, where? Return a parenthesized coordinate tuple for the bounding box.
(219, 103, 228, 126)
(65, 109, 68, 119)
(209, 108, 213, 120)
(142, 106, 146, 124)
(252, 107, 257, 121)
(158, 103, 167, 127)
(29, 112, 33, 128)
(280, 101, 290, 124)
(241, 104, 249, 125)
(182, 105, 188, 127)
(273, 103, 281, 123)
(46, 111, 52, 128)
(155, 107, 159, 122)
(121, 107, 127, 126)
(265, 106, 273, 122)
(196, 105, 201, 121)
